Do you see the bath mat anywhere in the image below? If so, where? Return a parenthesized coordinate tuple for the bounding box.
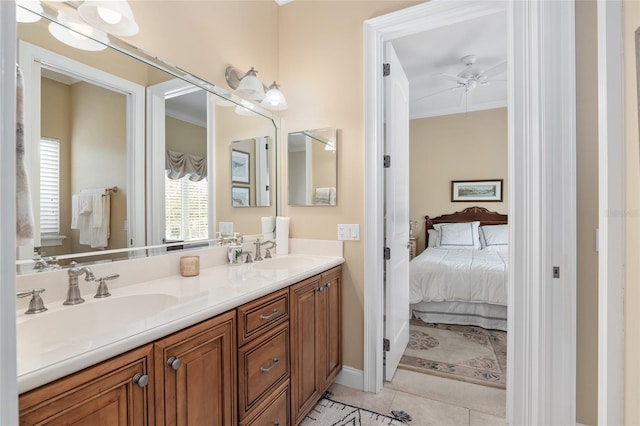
(398, 320, 507, 389)
(300, 395, 410, 425)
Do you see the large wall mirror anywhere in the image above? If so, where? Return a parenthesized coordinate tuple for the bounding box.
(288, 128, 337, 206)
(16, 3, 278, 273)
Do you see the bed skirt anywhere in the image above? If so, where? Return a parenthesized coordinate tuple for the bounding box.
(411, 301, 507, 331)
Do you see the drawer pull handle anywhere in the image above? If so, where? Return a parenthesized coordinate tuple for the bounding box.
(259, 308, 279, 321)
(260, 357, 279, 373)
(317, 286, 324, 292)
(132, 373, 149, 388)
(274, 421, 280, 426)
(167, 356, 182, 370)
(325, 282, 332, 288)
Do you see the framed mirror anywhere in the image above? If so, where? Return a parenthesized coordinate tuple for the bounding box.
(287, 128, 337, 206)
(16, 2, 279, 273)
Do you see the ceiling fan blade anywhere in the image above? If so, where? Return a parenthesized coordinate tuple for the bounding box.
(479, 61, 507, 78)
(415, 86, 459, 102)
(432, 73, 466, 84)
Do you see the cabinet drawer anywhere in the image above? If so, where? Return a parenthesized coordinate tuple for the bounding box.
(238, 288, 289, 346)
(238, 322, 289, 419)
(240, 380, 289, 426)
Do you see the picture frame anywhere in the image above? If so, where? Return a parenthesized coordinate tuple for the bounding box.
(231, 149, 250, 184)
(232, 186, 250, 207)
(451, 179, 503, 202)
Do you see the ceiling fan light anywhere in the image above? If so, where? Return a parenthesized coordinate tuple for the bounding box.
(78, 0, 139, 36)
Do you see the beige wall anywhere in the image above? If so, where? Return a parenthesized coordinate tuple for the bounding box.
(624, 2, 640, 424)
(409, 108, 508, 254)
(166, 116, 207, 158)
(575, 2, 599, 424)
(40, 78, 72, 256)
(70, 82, 127, 252)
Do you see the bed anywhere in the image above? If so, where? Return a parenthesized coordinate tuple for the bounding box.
(409, 206, 509, 331)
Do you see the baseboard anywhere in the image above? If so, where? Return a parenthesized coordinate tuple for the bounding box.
(334, 366, 364, 391)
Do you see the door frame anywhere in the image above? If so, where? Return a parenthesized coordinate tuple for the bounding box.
(597, 1, 625, 424)
(363, 1, 577, 424)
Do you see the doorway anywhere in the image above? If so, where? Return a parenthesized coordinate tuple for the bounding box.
(363, 2, 578, 425)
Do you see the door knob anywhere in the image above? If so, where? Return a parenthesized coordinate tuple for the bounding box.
(132, 373, 149, 388)
(167, 356, 182, 370)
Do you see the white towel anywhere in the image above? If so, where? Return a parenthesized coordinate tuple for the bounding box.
(71, 189, 110, 248)
(261, 216, 275, 240)
(314, 187, 336, 205)
(275, 216, 290, 255)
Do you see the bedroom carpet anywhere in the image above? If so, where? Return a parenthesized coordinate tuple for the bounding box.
(398, 320, 507, 389)
(300, 395, 410, 425)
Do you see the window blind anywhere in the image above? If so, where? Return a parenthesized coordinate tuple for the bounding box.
(40, 138, 60, 235)
(165, 175, 208, 241)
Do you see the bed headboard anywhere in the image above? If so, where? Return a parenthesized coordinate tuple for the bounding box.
(425, 206, 508, 246)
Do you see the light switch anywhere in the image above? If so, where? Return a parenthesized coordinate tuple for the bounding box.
(337, 224, 360, 241)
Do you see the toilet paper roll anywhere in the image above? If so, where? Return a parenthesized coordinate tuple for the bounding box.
(275, 216, 290, 255)
(261, 216, 276, 240)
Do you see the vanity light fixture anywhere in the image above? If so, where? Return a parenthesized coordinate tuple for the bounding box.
(16, 0, 42, 23)
(261, 81, 288, 111)
(225, 66, 288, 111)
(78, 0, 139, 36)
(48, 11, 109, 52)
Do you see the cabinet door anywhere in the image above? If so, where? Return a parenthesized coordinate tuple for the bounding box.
(19, 344, 154, 426)
(154, 310, 236, 426)
(320, 266, 342, 389)
(289, 275, 322, 425)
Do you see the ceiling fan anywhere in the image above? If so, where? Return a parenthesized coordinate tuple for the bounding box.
(417, 54, 506, 106)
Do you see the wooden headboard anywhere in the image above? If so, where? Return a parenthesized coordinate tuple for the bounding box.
(425, 206, 508, 246)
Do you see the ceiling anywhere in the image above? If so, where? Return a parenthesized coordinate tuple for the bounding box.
(391, 9, 507, 120)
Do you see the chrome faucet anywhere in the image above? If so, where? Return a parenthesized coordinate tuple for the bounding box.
(253, 239, 277, 261)
(16, 288, 47, 314)
(63, 261, 95, 305)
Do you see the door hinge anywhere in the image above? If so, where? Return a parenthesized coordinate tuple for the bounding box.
(383, 155, 391, 168)
(384, 247, 391, 260)
(383, 63, 390, 77)
(383, 338, 390, 352)
(553, 266, 560, 278)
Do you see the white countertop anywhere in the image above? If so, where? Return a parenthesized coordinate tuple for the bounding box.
(16, 253, 344, 393)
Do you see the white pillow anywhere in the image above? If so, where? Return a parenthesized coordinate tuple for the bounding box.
(427, 229, 440, 247)
(433, 221, 481, 250)
(480, 224, 509, 249)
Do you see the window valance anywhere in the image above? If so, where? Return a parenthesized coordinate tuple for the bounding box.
(166, 149, 207, 182)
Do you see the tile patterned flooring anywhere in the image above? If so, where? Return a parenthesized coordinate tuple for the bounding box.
(327, 369, 507, 426)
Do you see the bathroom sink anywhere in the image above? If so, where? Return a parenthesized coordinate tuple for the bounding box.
(17, 293, 179, 352)
(251, 257, 316, 270)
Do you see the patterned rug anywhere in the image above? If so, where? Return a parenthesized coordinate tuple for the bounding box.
(399, 320, 507, 389)
(300, 396, 410, 425)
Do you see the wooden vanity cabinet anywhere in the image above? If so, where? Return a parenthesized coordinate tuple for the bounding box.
(290, 266, 342, 425)
(19, 344, 154, 426)
(153, 310, 236, 426)
(237, 288, 290, 424)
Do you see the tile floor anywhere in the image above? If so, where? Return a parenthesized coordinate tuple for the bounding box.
(327, 369, 507, 426)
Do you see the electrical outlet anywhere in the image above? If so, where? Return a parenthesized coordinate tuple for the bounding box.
(219, 222, 233, 235)
(337, 224, 360, 241)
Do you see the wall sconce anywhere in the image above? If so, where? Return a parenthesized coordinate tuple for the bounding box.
(16, 0, 42, 23)
(77, 0, 139, 36)
(48, 11, 109, 51)
(225, 66, 288, 111)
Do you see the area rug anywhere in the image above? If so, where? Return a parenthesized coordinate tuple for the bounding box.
(300, 396, 410, 425)
(399, 320, 507, 389)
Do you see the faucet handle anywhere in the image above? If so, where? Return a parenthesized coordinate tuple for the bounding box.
(244, 252, 253, 264)
(93, 274, 119, 298)
(264, 248, 272, 259)
(16, 288, 47, 314)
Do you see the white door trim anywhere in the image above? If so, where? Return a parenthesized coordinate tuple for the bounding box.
(0, 1, 19, 424)
(363, 1, 577, 424)
(597, 1, 625, 424)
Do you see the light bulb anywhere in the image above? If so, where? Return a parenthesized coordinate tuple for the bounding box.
(97, 6, 123, 24)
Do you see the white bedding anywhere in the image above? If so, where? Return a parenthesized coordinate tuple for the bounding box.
(409, 247, 508, 306)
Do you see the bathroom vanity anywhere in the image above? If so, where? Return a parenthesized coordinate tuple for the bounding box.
(16, 251, 343, 425)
